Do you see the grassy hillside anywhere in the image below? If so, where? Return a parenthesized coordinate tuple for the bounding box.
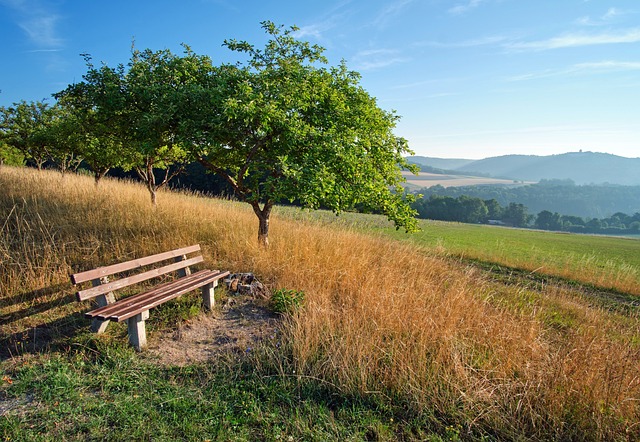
(286, 209, 640, 297)
(1, 167, 639, 441)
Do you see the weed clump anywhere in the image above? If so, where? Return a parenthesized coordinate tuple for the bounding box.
(270, 288, 305, 315)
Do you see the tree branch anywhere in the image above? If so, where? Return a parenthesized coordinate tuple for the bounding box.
(196, 156, 245, 198)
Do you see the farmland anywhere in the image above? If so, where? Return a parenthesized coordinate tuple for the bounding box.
(400, 170, 532, 190)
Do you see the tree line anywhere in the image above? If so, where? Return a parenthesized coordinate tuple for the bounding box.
(412, 194, 640, 235)
(416, 180, 640, 220)
(0, 22, 419, 245)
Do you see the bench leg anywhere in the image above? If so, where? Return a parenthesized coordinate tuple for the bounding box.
(202, 280, 217, 310)
(91, 292, 116, 334)
(127, 311, 150, 351)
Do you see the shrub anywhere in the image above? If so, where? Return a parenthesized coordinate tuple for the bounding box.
(270, 288, 305, 314)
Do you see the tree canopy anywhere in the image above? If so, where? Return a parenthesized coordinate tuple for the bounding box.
(182, 22, 418, 244)
(0, 100, 57, 170)
(8, 21, 418, 244)
(55, 49, 196, 203)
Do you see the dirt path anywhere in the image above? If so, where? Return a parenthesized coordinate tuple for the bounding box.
(146, 294, 280, 366)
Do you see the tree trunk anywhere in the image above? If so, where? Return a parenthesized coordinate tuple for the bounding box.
(150, 188, 157, 207)
(257, 214, 269, 247)
(94, 169, 108, 187)
(252, 201, 273, 247)
(147, 162, 157, 207)
(136, 162, 158, 207)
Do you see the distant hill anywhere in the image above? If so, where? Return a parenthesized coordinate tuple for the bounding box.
(407, 156, 475, 171)
(400, 171, 531, 190)
(407, 152, 640, 186)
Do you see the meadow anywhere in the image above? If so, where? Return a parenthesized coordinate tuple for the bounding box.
(1, 166, 639, 441)
(291, 209, 640, 297)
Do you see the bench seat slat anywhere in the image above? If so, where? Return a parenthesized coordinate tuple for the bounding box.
(87, 269, 213, 318)
(110, 270, 229, 323)
(87, 270, 230, 323)
(70, 244, 202, 284)
(76, 255, 204, 301)
(86, 269, 212, 318)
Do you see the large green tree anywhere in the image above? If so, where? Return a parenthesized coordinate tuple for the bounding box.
(183, 22, 418, 245)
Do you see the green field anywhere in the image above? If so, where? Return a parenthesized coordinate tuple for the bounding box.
(281, 208, 640, 296)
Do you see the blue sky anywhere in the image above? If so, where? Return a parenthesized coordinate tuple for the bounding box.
(1, 0, 639, 159)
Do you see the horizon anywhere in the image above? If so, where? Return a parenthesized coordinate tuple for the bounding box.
(1, 0, 639, 159)
(409, 149, 640, 161)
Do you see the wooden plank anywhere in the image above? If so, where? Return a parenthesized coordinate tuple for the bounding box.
(85, 270, 227, 319)
(86, 270, 212, 318)
(70, 244, 201, 284)
(110, 271, 229, 322)
(76, 255, 204, 301)
(88, 270, 229, 322)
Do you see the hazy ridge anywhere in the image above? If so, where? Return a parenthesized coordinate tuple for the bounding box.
(408, 151, 640, 186)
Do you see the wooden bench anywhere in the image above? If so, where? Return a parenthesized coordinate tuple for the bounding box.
(70, 244, 229, 351)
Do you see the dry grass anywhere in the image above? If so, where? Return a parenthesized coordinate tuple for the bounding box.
(1, 166, 639, 440)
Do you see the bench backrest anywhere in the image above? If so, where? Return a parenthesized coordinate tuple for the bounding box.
(70, 244, 203, 302)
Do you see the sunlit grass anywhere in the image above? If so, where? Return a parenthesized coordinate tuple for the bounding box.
(1, 166, 639, 441)
(284, 208, 640, 296)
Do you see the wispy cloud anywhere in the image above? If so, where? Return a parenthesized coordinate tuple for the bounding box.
(508, 60, 640, 81)
(420, 35, 511, 48)
(26, 48, 62, 53)
(19, 14, 63, 48)
(506, 28, 640, 51)
(449, 0, 486, 15)
(372, 0, 415, 28)
(1, 0, 64, 49)
(576, 7, 631, 26)
(295, 22, 335, 40)
(351, 48, 409, 71)
(294, 0, 353, 41)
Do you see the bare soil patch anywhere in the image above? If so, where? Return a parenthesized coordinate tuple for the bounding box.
(146, 294, 280, 366)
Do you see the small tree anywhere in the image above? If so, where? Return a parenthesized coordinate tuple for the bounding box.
(535, 210, 562, 231)
(42, 105, 85, 176)
(0, 100, 56, 170)
(55, 80, 128, 185)
(503, 202, 529, 228)
(0, 140, 24, 167)
(183, 22, 418, 245)
(59, 51, 189, 205)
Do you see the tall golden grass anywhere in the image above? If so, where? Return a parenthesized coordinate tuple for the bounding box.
(1, 166, 639, 440)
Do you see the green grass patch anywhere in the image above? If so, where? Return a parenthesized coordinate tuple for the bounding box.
(1, 345, 446, 442)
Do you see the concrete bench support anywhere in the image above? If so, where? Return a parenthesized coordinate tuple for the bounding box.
(202, 280, 217, 310)
(127, 311, 150, 351)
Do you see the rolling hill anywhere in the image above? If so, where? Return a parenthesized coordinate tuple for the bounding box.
(408, 151, 640, 186)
